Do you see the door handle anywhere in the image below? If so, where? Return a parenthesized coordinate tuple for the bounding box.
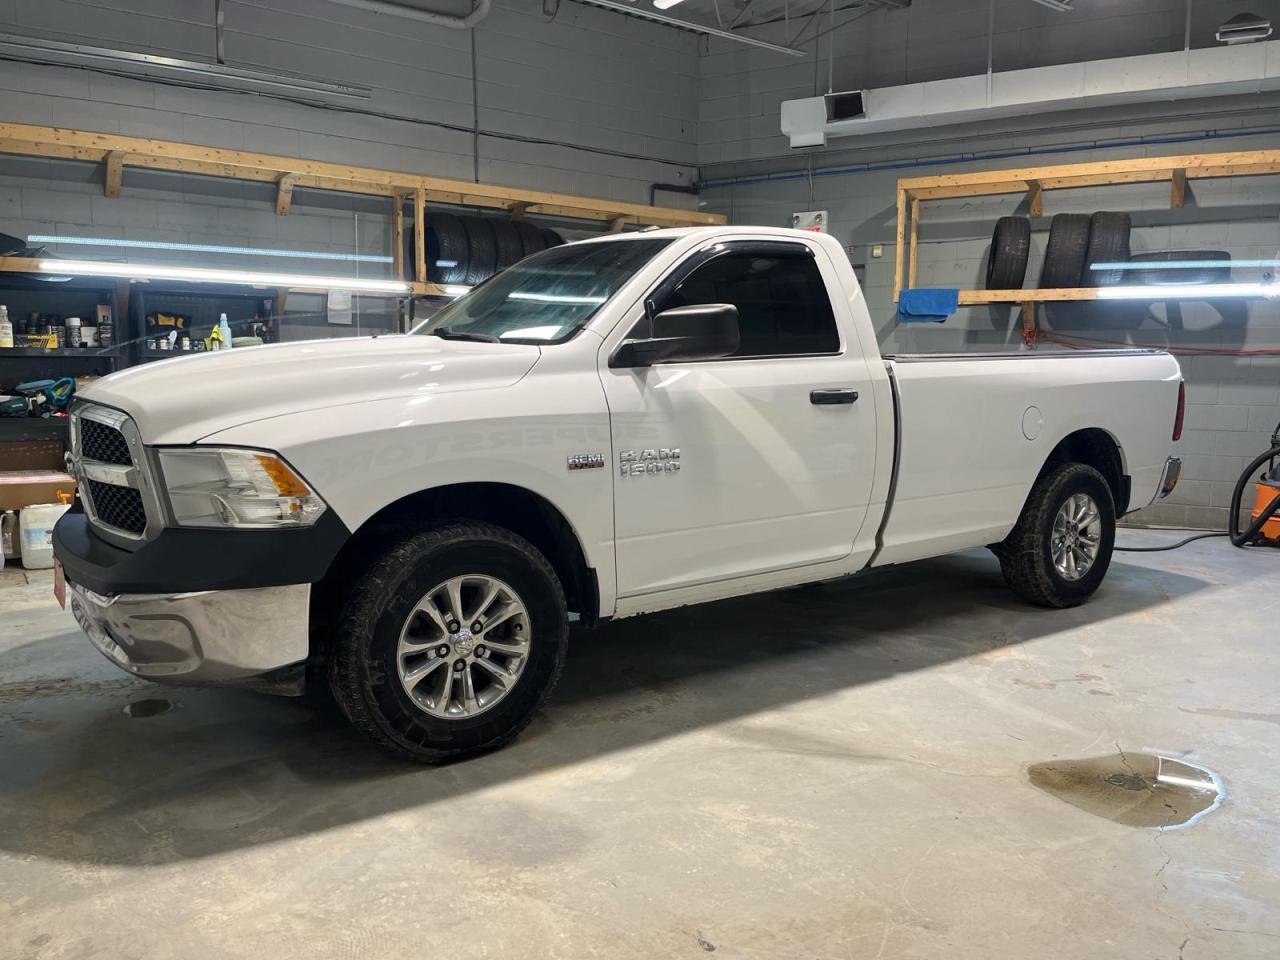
(810, 388, 859, 405)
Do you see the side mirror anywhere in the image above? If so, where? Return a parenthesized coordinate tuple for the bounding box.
(611, 303, 740, 368)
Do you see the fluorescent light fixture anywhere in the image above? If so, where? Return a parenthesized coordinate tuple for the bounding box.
(38, 259, 409, 294)
(28, 234, 392, 264)
(1097, 283, 1278, 299)
(652, 0, 684, 7)
(0, 32, 370, 100)
(442, 285, 472, 297)
(508, 291, 606, 304)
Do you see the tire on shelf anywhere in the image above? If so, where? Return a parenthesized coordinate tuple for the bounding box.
(514, 221, 546, 258)
(424, 213, 469, 284)
(1038, 213, 1091, 289)
(490, 220, 524, 273)
(540, 227, 566, 249)
(1128, 250, 1232, 285)
(461, 216, 498, 285)
(1083, 212, 1131, 286)
(985, 216, 1031, 290)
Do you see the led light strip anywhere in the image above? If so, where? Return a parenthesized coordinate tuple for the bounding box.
(28, 234, 393, 264)
(1093, 260, 1280, 271)
(39, 260, 409, 294)
(1096, 283, 1279, 299)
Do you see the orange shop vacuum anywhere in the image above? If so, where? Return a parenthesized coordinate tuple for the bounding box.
(1231, 418, 1280, 547)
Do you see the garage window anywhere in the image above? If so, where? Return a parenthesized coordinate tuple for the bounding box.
(654, 246, 840, 358)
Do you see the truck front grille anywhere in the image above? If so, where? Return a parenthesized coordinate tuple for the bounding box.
(72, 403, 159, 543)
(80, 418, 132, 466)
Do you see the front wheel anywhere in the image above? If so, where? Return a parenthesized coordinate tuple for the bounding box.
(328, 522, 568, 762)
(994, 463, 1116, 608)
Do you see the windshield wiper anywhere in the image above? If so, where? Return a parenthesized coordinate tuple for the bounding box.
(429, 326, 501, 343)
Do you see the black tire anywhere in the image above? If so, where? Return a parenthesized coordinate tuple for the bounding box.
(461, 216, 498, 285)
(1128, 250, 1232, 285)
(490, 220, 524, 272)
(993, 463, 1116, 609)
(425, 213, 469, 284)
(514, 221, 546, 258)
(985, 216, 1030, 290)
(328, 522, 569, 763)
(1039, 213, 1091, 288)
(1083, 212, 1130, 286)
(541, 227, 566, 249)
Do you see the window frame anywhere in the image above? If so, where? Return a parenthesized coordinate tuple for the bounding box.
(619, 239, 845, 364)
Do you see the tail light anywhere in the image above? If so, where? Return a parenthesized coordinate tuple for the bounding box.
(1172, 381, 1186, 441)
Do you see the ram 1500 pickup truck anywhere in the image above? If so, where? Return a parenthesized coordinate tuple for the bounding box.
(54, 226, 1184, 761)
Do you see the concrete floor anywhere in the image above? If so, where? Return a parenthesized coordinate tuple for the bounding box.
(1, 536, 1277, 959)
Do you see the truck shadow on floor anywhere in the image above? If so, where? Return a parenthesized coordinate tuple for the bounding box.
(0, 550, 1213, 865)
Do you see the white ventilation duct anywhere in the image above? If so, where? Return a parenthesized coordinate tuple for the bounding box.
(781, 40, 1280, 148)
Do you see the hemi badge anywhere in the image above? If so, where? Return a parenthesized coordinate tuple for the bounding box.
(567, 453, 605, 471)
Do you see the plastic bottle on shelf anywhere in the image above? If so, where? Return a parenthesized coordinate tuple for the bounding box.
(65, 316, 82, 348)
(219, 314, 233, 350)
(0, 305, 11, 349)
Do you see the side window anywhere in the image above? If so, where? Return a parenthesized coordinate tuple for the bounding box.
(655, 248, 840, 358)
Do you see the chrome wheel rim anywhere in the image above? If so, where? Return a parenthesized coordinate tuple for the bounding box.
(397, 575, 531, 719)
(1052, 492, 1102, 582)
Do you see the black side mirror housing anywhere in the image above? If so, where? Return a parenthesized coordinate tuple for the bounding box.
(611, 303, 740, 368)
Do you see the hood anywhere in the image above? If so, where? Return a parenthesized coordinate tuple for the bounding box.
(81, 335, 541, 444)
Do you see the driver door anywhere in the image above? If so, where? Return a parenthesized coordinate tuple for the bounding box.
(601, 238, 878, 599)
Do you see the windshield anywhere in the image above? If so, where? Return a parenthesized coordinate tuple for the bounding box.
(412, 237, 674, 344)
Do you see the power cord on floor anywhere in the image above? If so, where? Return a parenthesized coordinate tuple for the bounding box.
(1114, 532, 1228, 552)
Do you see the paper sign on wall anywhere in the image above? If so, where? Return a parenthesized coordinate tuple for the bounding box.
(328, 289, 353, 325)
(792, 210, 828, 233)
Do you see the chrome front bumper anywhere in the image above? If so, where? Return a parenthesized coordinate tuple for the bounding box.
(68, 581, 310, 690)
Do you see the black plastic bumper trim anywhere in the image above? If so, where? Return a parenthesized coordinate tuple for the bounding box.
(53, 505, 350, 595)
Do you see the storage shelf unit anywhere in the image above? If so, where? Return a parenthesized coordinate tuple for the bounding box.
(893, 149, 1280, 312)
(0, 122, 724, 297)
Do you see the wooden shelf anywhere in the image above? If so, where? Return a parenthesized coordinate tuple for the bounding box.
(0, 123, 723, 230)
(893, 148, 1280, 305)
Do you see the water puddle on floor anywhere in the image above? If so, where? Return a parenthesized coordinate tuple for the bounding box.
(122, 698, 174, 719)
(1027, 753, 1223, 829)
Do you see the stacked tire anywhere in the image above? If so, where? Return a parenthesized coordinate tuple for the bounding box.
(422, 214, 568, 285)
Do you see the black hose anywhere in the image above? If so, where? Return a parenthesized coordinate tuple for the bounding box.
(1116, 431, 1280, 553)
(1115, 532, 1228, 552)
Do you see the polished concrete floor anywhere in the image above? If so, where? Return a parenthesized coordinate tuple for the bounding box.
(1, 535, 1277, 959)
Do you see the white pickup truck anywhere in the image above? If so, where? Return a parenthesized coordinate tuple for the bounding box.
(54, 226, 1184, 761)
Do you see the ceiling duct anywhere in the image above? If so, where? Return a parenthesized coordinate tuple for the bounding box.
(781, 39, 1280, 147)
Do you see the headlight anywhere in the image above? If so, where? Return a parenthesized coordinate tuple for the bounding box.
(158, 447, 326, 528)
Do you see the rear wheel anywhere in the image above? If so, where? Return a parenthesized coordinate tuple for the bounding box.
(328, 522, 568, 762)
(994, 463, 1116, 608)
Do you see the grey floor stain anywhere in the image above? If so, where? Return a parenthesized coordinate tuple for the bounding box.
(1028, 753, 1222, 829)
(1180, 706, 1280, 727)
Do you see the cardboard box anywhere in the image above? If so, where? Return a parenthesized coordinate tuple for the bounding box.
(0, 441, 75, 510)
